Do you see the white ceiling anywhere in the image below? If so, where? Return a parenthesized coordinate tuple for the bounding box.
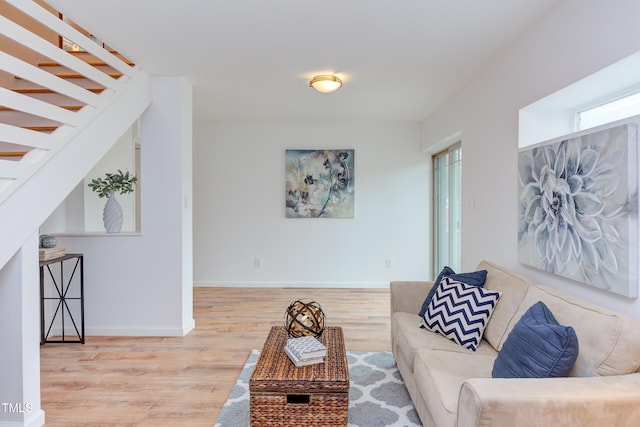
(47, 0, 560, 125)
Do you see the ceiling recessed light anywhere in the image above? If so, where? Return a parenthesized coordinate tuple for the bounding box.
(309, 74, 343, 94)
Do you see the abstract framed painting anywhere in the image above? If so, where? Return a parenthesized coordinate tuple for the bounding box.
(518, 121, 639, 297)
(285, 149, 354, 218)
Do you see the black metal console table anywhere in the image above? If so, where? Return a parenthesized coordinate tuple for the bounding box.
(39, 253, 84, 344)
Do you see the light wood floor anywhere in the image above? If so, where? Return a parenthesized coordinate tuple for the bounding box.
(40, 287, 391, 426)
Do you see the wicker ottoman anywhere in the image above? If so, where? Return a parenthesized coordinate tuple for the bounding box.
(249, 326, 349, 427)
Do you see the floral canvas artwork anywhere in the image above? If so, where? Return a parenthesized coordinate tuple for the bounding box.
(285, 149, 354, 218)
(518, 123, 638, 297)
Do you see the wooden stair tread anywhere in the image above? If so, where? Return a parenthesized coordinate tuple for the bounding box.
(0, 105, 83, 111)
(66, 50, 132, 61)
(23, 126, 58, 131)
(68, 49, 120, 54)
(17, 73, 122, 80)
(13, 87, 104, 94)
(39, 61, 134, 67)
(59, 72, 122, 79)
(0, 151, 28, 157)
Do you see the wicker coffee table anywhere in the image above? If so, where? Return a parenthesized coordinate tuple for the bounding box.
(249, 326, 349, 426)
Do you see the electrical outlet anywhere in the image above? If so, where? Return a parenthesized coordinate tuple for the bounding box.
(254, 258, 262, 268)
(385, 259, 392, 269)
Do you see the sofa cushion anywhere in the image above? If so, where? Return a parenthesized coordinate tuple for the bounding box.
(391, 312, 477, 376)
(514, 284, 640, 377)
(492, 301, 579, 378)
(478, 260, 531, 351)
(414, 348, 497, 427)
(421, 278, 501, 351)
(418, 267, 487, 317)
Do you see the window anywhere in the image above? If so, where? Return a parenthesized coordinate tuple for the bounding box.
(577, 91, 640, 131)
(519, 51, 640, 148)
(432, 142, 462, 276)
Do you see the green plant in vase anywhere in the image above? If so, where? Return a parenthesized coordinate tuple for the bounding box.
(88, 169, 137, 233)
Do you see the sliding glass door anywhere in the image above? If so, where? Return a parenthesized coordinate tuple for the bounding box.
(432, 143, 461, 276)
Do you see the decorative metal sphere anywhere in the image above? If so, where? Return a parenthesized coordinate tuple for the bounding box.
(284, 299, 326, 338)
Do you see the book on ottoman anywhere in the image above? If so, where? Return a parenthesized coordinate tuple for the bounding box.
(283, 346, 324, 367)
(284, 336, 327, 367)
(286, 336, 327, 358)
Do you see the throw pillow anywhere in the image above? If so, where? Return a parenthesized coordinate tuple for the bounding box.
(420, 277, 501, 351)
(492, 301, 579, 378)
(418, 267, 488, 317)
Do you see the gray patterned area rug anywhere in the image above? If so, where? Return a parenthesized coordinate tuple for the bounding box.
(214, 350, 423, 427)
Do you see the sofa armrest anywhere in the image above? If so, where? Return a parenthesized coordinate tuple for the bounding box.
(390, 280, 433, 316)
(458, 374, 640, 427)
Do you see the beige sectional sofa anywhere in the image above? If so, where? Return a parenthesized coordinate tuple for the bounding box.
(390, 260, 640, 427)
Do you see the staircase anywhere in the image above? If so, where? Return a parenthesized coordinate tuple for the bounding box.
(0, 0, 151, 269)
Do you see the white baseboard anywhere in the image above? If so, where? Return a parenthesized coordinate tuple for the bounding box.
(48, 320, 196, 338)
(182, 318, 195, 335)
(41, 327, 81, 341)
(193, 280, 389, 289)
(0, 409, 45, 427)
(85, 323, 194, 337)
(45, 319, 195, 339)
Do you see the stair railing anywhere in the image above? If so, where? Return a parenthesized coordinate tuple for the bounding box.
(0, 0, 142, 206)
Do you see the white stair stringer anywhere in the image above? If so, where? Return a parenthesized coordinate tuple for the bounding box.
(0, 70, 150, 270)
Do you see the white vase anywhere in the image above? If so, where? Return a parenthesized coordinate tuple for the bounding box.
(103, 191, 123, 233)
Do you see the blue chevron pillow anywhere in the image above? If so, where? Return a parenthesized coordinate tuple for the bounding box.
(420, 277, 501, 351)
(418, 267, 488, 317)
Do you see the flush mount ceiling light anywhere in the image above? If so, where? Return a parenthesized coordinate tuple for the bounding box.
(309, 74, 343, 93)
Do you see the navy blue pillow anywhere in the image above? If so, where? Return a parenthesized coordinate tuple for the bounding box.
(418, 267, 487, 317)
(492, 301, 579, 378)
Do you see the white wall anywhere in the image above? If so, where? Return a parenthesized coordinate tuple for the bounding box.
(53, 77, 194, 336)
(83, 126, 137, 232)
(420, 0, 640, 319)
(0, 232, 45, 427)
(193, 123, 428, 287)
(42, 125, 138, 234)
